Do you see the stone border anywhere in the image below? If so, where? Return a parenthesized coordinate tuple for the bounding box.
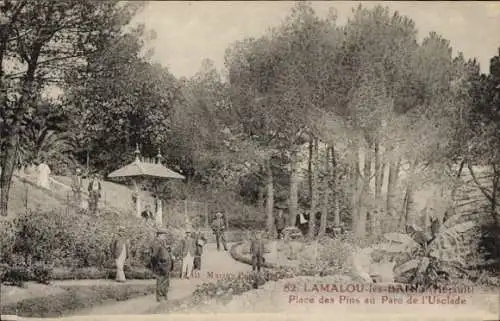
(229, 242, 277, 269)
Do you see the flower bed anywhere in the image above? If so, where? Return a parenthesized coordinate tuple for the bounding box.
(168, 239, 355, 312)
(154, 274, 354, 314)
(151, 267, 297, 314)
(231, 236, 356, 277)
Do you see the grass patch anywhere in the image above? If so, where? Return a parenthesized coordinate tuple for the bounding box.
(0, 283, 155, 318)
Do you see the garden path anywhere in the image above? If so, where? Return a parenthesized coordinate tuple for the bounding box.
(5, 241, 498, 321)
(66, 242, 249, 316)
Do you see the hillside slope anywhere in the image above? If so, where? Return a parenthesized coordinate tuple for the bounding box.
(7, 173, 154, 217)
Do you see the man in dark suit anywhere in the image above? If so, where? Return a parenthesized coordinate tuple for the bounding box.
(295, 211, 309, 236)
(274, 209, 286, 240)
(150, 228, 175, 302)
(141, 205, 154, 221)
(88, 173, 102, 214)
(250, 230, 265, 272)
(211, 212, 228, 251)
(193, 228, 207, 271)
(71, 168, 83, 205)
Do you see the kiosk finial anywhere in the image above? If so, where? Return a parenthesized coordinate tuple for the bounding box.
(156, 147, 163, 165)
(134, 144, 141, 162)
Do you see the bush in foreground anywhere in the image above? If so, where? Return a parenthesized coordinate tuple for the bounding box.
(0, 208, 183, 285)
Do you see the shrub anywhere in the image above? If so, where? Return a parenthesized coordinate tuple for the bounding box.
(2, 208, 183, 283)
(2, 263, 30, 287)
(296, 236, 354, 276)
(31, 262, 53, 284)
(0, 218, 17, 264)
(382, 219, 479, 288)
(1, 262, 53, 286)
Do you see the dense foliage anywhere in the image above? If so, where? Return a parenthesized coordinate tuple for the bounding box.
(379, 216, 481, 288)
(0, 208, 183, 284)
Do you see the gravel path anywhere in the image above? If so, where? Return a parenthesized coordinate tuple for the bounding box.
(70, 243, 249, 316)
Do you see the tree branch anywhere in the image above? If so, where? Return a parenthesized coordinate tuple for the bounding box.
(467, 162, 493, 203)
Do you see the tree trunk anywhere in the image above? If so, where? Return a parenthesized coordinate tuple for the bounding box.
(257, 187, 265, 211)
(308, 138, 313, 199)
(308, 138, 319, 238)
(491, 164, 499, 225)
(400, 160, 417, 230)
(351, 146, 361, 234)
(355, 145, 372, 239)
(318, 147, 330, 237)
(330, 145, 339, 228)
(0, 134, 20, 216)
(289, 149, 299, 227)
(450, 160, 465, 203)
(374, 141, 383, 200)
(386, 157, 401, 217)
(0, 58, 39, 216)
(265, 159, 274, 233)
(379, 161, 386, 196)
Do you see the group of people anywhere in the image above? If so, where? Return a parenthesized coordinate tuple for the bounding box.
(110, 211, 229, 302)
(273, 206, 311, 239)
(275, 206, 333, 238)
(71, 168, 103, 214)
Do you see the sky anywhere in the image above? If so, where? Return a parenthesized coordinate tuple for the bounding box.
(132, 1, 500, 79)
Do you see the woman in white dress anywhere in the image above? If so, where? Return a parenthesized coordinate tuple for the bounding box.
(111, 226, 130, 282)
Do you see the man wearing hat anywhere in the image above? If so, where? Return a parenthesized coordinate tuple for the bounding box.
(150, 228, 175, 302)
(192, 228, 207, 271)
(110, 226, 130, 282)
(88, 173, 102, 214)
(274, 206, 287, 240)
(211, 212, 228, 251)
(179, 227, 196, 279)
(71, 168, 83, 205)
(250, 230, 266, 272)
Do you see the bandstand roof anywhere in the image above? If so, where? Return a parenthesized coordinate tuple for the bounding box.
(108, 146, 185, 180)
(108, 159, 185, 179)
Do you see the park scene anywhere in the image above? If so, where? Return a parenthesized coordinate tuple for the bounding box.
(0, 1, 499, 320)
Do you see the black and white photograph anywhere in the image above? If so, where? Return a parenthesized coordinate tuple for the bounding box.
(0, 1, 499, 320)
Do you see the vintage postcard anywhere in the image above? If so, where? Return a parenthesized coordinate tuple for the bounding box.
(0, 1, 499, 321)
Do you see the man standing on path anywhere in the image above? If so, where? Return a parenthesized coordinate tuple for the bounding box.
(250, 230, 265, 272)
(211, 212, 228, 251)
(178, 228, 196, 279)
(274, 209, 286, 240)
(193, 228, 207, 271)
(88, 173, 102, 214)
(71, 168, 83, 205)
(110, 226, 130, 282)
(150, 228, 175, 302)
